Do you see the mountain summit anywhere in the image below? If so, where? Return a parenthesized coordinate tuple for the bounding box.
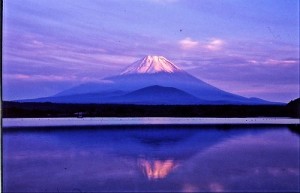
(120, 55, 182, 75)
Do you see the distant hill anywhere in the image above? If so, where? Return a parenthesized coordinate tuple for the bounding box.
(118, 85, 205, 104)
(287, 98, 300, 107)
(287, 98, 300, 118)
(2, 101, 297, 118)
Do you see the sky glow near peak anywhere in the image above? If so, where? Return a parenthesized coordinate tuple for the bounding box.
(3, 0, 299, 102)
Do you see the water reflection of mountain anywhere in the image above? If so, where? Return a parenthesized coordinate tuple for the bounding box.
(49, 126, 258, 159)
(47, 126, 279, 179)
(9, 125, 292, 160)
(4, 125, 299, 192)
(40, 127, 245, 181)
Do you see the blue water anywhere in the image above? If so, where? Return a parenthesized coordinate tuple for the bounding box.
(3, 125, 300, 192)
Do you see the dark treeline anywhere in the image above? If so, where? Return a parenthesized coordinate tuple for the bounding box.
(2, 100, 299, 118)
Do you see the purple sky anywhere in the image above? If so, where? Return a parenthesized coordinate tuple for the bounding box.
(3, 0, 299, 102)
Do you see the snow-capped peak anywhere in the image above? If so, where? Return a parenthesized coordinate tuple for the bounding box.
(120, 55, 182, 75)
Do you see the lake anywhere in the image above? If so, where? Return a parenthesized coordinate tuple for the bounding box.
(2, 125, 300, 192)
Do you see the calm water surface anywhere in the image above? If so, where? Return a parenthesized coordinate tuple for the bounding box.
(3, 125, 300, 192)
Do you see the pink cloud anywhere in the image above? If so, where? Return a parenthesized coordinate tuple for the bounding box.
(263, 59, 298, 67)
(248, 58, 298, 67)
(4, 73, 114, 84)
(206, 39, 224, 51)
(179, 37, 199, 50)
(4, 74, 77, 82)
(178, 37, 225, 51)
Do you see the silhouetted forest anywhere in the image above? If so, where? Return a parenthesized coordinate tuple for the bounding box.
(2, 99, 299, 118)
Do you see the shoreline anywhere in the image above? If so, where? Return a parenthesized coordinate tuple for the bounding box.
(2, 117, 299, 128)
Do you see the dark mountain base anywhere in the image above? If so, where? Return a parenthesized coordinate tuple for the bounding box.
(2, 101, 299, 118)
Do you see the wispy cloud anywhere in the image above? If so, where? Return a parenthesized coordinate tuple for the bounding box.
(179, 37, 199, 50)
(4, 73, 114, 84)
(178, 37, 225, 51)
(4, 73, 77, 82)
(248, 58, 299, 67)
(206, 39, 224, 51)
(261, 59, 298, 67)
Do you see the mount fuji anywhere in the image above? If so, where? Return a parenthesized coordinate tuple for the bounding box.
(21, 55, 276, 105)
